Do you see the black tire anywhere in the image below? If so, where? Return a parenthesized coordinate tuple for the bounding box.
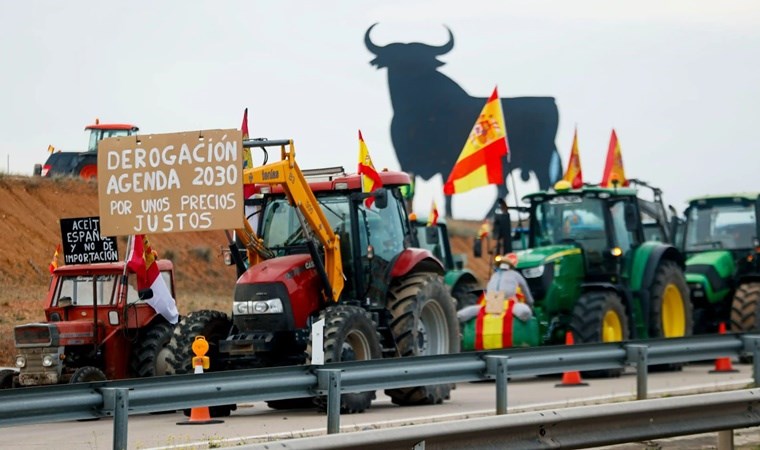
(309, 305, 382, 414)
(732, 282, 760, 332)
(570, 291, 629, 378)
(266, 398, 317, 410)
(451, 282, 480, 309)
(167, 310, 237, 418)
(69, 366, 107, 384)
(131, 320, 175, 378)
(0, 369, 16, 389)
(384, 272, 460, 406)
(649, 260, 693, 339)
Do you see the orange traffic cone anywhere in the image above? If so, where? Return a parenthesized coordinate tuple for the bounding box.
(555, 331, 589, 387)
(177, 336, 225, 425)
(709, 323, 739, 374)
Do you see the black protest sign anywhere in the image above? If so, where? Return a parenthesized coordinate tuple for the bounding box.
(59, 217, 119, 264)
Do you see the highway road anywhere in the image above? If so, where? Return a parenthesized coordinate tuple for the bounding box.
(1, 362, 757, 450)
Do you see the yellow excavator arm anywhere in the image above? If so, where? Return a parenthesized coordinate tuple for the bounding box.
(241, 140, 344, 302)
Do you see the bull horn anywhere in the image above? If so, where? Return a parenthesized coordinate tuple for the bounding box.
(364, 23, 384, 55)
(432, 26, 455, 55)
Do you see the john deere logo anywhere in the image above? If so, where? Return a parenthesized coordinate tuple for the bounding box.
(262, 169, 279, 180)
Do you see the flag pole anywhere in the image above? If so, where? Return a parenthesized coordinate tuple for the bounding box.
(120, 235, 134, 336)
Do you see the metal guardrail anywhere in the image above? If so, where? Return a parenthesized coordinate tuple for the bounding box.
(1, 333, 760, 449)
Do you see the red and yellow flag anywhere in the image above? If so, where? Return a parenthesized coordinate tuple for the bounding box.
(600, 129, 628, 188)
(444, 86, 509, 196)
(427, 200, 439, 226)
(48, 243, 61, 274)
(562, 127, 583, 189)
(358, 130, 383, 208)
(241, 108, 253, 169)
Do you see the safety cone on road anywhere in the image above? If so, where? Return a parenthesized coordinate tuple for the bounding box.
(555, 331, 589, 387)
(709, 323, 739, 374)
(177, 336, 225, 425)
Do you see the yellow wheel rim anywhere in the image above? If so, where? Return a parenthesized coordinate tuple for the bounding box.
(602, 309, 623, 342)
(662, 283, 686, 337)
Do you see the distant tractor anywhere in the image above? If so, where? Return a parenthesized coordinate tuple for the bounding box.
(3, 260, 176, 389)
(33, 120, 139, 179)
(677, 194, 760, 334)
(411, 218, 482, 308)
(167, 139, 459, 416)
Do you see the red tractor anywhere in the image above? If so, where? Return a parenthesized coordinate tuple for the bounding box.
(1, 260, 176, 388)
(33, 119, 139, 179)
(167, 139, 460, 415)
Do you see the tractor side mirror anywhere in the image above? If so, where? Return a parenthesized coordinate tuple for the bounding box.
(424, 226, 439, 245)
(473, 237, 482, 258)
(138, 288, 154, 301)
(372, 188, 388, 209)
(624, 203, 638, 232)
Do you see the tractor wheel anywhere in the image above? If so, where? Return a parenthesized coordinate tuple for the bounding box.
(451, 282, 480, 309)
(78, 164, 97, 180)
(69, 366, 107, 383)
(308, 304, 382, 414)
(732, 282, 760, 332)
(649, 260, 692, 339)
(0, 369, 16, 389)
(570, 291, 629, 378)
(131, 320, 175, 378)
(167, 310, 237, 418)
(384, 272, 460, 406)
(265, 398, 316, 411)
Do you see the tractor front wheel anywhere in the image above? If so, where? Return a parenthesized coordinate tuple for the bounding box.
(0, 369, 16, 389)
(308, 304, 382, 414)
(649, 260, 692, 339)
(167, 310, 236, 417)
(384, 272, 459, 406)
(69, 366, 107, 383)
(570, 290, 629, 378)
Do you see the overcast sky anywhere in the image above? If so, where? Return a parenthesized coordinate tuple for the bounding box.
(2, 0, 759, 219)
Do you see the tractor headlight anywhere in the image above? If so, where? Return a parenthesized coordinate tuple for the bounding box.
(15, 355, 26, 368)
(41, 354, 55, 367)
(233, 298, 284, 315)
(522, 265, 545, 279)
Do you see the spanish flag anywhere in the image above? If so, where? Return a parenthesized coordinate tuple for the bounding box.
(48, 243, 61, 274)
(127, 235, 179, 324)
(358, 130, 383, 208)
(600, 129, 628, 188)
(562, 128, 583, 189)
(444, 86, 509, 195)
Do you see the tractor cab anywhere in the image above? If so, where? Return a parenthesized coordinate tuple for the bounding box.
(85, 121, 139, 153)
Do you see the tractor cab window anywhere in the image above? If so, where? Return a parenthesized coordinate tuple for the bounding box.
(532, 196, 606, 249)
(609, 200, 636, 253)
(55, 275, 119, 306)
(87, 128, 134, 152)
(414, 223, 445, 263)
(685, 203, 756, 251)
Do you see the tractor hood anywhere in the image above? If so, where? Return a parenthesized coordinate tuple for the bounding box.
(685, 250, 735, 303)
(515, 245, 581, 269)
(14, 321, 95, 348)
(685, 251, 735, 279)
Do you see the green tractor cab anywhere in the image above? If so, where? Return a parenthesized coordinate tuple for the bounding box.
(678, 194, 760, 334)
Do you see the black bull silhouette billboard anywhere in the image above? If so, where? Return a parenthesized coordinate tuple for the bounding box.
(365, 24, 562, 217)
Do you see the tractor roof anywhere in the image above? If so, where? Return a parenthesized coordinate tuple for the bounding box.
(52, 259, 173, 275)
(522, 185, 639, 203)
(686, 193, 760, 205)
(85, 123, 139, 131)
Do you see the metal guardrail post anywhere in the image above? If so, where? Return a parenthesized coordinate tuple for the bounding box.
(626, 344, 649, 400)
(717, 429, 734, 450)
(485, 355, 509, 415)
(101, 387, 129, 450)
(317, 369, 342, 434)
(743, 335, 760, 387)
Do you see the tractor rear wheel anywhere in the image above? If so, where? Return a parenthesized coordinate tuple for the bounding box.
(384, 272, 459, 406)
(732, 282, 760, 332)
(0, 369, 16, 389)
(570, 291, 629, 378)
(167, 310, 236, 417)
(131, 320, 175, 378)
(649, 260, 692, 339)
(308, 304, 382, 414)
(78, 164, 97, 180)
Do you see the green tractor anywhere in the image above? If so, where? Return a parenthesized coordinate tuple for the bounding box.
(462, 180, 693, 369)
(411, 218, 482, 308)
(677, 194, 760, 335)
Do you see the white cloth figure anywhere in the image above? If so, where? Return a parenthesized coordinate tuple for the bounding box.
(485, 253, 535, 322)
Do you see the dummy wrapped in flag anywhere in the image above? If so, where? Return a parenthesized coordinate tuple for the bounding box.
(461, 292, 539, 351)
(127, 234, 180, 324)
